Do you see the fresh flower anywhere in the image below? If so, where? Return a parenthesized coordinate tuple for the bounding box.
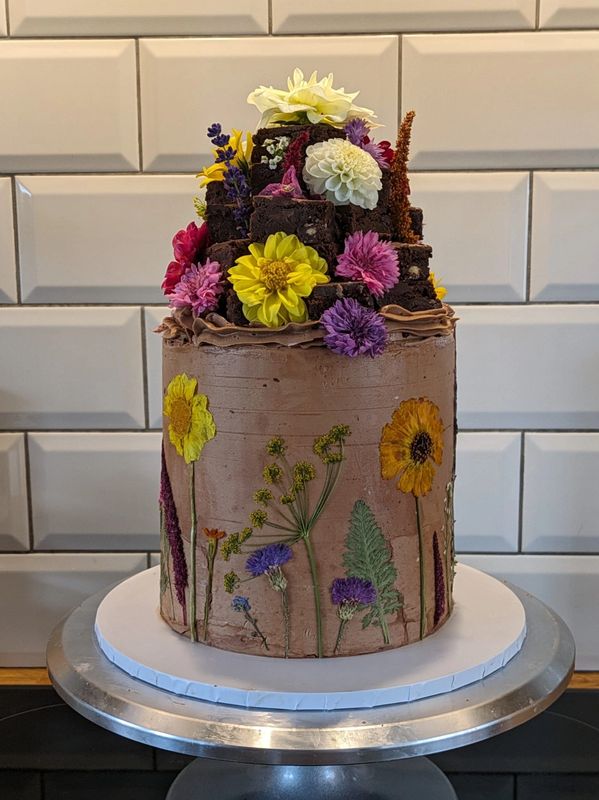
(321, 298, 388, 358)
(336, 231, 399, 297)
(163, 373, 216, 464)
(303, 139, 382, 210)
(248, 68, 377, 129)
(345, 119, 394, 170)
(246, 543, 293, 578)
(258, 166, 303, 198)
(380, 398, 444, 497)
(331, 577, 377, 619)
(228, 232, 329, 327)
(429, 272, 447, 301)
(162, 222, 209, 296)
(169, 260, 225, 317)
(197, 127, 253, 186)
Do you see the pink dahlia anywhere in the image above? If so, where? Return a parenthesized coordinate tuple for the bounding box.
(172, 221, 208, 264)
(169, 260, 224, 317)
(336, 231, 399, 297)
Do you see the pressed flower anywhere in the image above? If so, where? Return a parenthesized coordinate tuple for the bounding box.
(336, 231, 399, 297)
(330, 575, 376, 654)
(197, 128, 253, 186)
(266, 436, 287, 456)
(293, 461, 316, 487)
(169, 260, 225, 317)
(263, 463, 283, 484)
(232, 595, 251, 613)
(303, 138, 382, 210)
(258, 166, 303, 198)
(429, 272, 447, 301)
(228, 232, 329, 327)
(203, 527, 226, 540)
(163, 373, 216, 464)
(433, 532, 446, 626)
(231, 595, 269, 650)
(321, 298, 388, 358)
(159, 446, 188, 620)
(248, 68, 377, 129)
(224, 571, 240, 594)
(221, 528, 253, 561)
(250, 509, 268, 528)
(253, 488, 273, 505)
(246, 543, 293, 578)
(379, 398, 444, 497)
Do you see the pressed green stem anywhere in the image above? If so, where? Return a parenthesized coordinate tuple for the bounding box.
(303, 536, 323, 658)
(377, 604, 391, 645)
(203, 543, 216, 641)
(416, 495, 426, 640)
(281, 588, 290, 659)
(246, 612, 269, 650)
(189, 462, 197, 643)
(333, 618, 347, 655)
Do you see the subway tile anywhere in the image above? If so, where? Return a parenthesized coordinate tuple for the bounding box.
(273, 0, 535, 34)
(140, 36, 398, 172)
(0, 3, 6, 36)
(455, 305, 599, 429)
(0, 553, 146, 666)
(522, 433, 599, 553)
(402, 32, 599, 170)
(144, 306, 168, 429)
(29, 433, 161, 551)
(0, 41, 138, 173)
(8, 0, 268, 36)
(0, 307, 144, 430)
(540, 0, 599, 28)
(0, 178, 17, 303)
(458, 554, 599, 669)
(411, 172, 528, 303)
(530, 172, 599, 301)
(0, 435, 29, 552)
(16, 175, 198, 304)
(455, 433, 521, 553)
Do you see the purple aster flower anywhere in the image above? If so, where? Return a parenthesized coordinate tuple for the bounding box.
(361, 138, 392, 170)
(321, 298, 388, 358)
(160, 446, 188, 618)
(345, 118, 371, 145)
(232, 595, 251, 613)
(246, 543, 293, 578)
(169, 260, 224, 317)
(258, 166, 304, 199)
(331, 577, 377, 607)
(336, 231, 399, 297)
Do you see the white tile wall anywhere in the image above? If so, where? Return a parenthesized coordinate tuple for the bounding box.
(16, 175, 198, 304)
(455, 433, 521, 553)
(0, 553, 147, 666)
(410, 172, 529, 303)
(8, 0, 268, 37)
(456, 305, 599, 429)
(0, 434, 29, 552)
(0, 40, 138, 173)
(0, 307, 145, 429)
(523, 434, 599, 553)
(402, 33, 599, 170)
(460, 554, 599, 669)
(29, 433, 161, 550)
(272, 0, 536, 33)
(0, 178, 17, 303)
(140, 36, 399, 172)
(540, 1, 599, 28)
(144, 306, 168, 429)
(0, 3, 6, 36)
(530, 172, 599, 301)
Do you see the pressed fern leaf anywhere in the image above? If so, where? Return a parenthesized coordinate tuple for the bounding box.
(342, 500, 402, 642)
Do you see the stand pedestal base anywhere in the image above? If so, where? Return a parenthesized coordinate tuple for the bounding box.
(166, 757, 457, 800)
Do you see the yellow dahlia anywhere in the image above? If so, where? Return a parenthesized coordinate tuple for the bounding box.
(380, 398, 444, 497)
(163, 373, 216, 464)
(429, 272, 447, 301)
(197, 129, 253, 187)
(228, 232, 329, 327)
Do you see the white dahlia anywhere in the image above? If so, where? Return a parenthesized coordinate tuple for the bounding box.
(303, 138, 382, 210)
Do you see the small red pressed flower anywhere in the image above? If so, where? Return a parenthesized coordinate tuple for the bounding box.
(203, 528, 227, 540)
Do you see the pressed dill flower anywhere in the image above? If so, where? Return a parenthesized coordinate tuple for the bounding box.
(250, 509, 268, 528)
(266, 436, 287, 456)
(224, 571, 240, 594)
(329, 424, 351, 443)
(253, 488, 273, 505)
(263, 463, 283, 484)
(293, 461, 316, 487)
(280, 492, 296, 505)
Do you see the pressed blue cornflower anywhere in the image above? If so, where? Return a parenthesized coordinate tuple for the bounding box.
(246, 543, 293, 578)
(331, 577, 377, 607)
(232, 595, 251, 613)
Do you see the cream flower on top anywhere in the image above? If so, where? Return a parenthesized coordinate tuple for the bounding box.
(247, 69, 377, 129)
(303, 138, 382, 210)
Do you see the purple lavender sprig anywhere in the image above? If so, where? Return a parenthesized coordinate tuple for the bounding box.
(207, 123, 230, 148)
(206, 122, 251, 237)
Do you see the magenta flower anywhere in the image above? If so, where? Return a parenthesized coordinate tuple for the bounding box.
(258, 166, 304, 198)
(169, 260, 224, 317)
(344, 119, 393, 170)
(336, 231, 399, 297)
(321, 298, 388, 358)
(172, 221, 208, 264)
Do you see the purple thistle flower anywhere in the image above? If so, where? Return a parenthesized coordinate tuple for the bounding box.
(331, 577, 377, 607)
(169, 260, 225, 318)
(321, 298, 388, 358)
(344, 118, 371, 145)
(246, 543, 293, 578)
(336, 231, 399, 297)
(433, 532, 446, 626)
(232, 595, 251, 613)
(160, 446, 188, 618)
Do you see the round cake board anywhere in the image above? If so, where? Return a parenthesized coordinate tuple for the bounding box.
(95, 564, 526, 712)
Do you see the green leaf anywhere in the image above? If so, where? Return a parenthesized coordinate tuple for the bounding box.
(342, 500, 402, 640)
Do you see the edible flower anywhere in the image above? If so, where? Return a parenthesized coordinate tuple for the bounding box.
(163, 373, 216, 464)
(197, 127, 253, 187)
(303, 138, 382, 210)
(321, 298, 388, 358)
(336, 231, 399, 297)
(169, 260, 225, 317)
(258, 166, 303, 198)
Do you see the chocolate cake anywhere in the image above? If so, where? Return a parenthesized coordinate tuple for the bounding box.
(157, 70, 456, 659)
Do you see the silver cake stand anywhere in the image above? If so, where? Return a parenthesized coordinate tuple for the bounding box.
(47, 581, 575, 800)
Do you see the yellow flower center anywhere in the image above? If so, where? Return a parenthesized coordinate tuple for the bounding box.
(410, 431, 433, 464)
(260, 259, 292, 291)
(170, 397, 192, 437)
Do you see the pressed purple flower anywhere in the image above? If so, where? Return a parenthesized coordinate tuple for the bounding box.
(321, 298, 388, 358)
(336, 231, 399, 297)
(246, 543, 293, 578)
(345, 118, 371, 145)
(169, 260, 224, 317)
(331, 577, 377, 607)
(232, 595, 251, 613)
(433, 532, 446, 626)
(160, 446, 188, 618)
(258, 166, 303, 198)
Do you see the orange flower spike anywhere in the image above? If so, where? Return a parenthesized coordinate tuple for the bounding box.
(389, 110, 420, 244)
(203, 528, 227, 540)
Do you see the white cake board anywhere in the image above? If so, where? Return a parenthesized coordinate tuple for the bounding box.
(95, 564, 526, 712)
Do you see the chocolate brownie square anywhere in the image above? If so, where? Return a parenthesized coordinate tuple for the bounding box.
(305, 281, 373, 319)
(392, 243, 433, 281)
(409, 207, 424, 240)
(375, 278, 440, 312)
(206, 202, 252, 244)
(225, 288, 248, 326)
(335, 172, 394, 240)
(206, 239, 250, 270)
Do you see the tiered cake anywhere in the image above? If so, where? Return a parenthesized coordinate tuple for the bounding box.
(158, 70, 457, 659)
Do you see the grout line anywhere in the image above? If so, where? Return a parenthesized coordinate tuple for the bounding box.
(2, 427, 599, 435)
(140, 307, 150, 429)
(268, 0, 273, 35)
(134, 38, 144, 172)
(517, 431, 526, 553)
(535, 0, 541, 30)
(9, 176, 22, 304)
(22, 433, 35, 552)
(3, 0, 9, 36)
(3, 548, 599, 557)
(525, 170, 534, 301)
(3, 300, 599, 309)
(397, 34, 402, 130)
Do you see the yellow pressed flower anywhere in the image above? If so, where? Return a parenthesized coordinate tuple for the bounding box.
(228, 232, 330, 328)
(429, 272, 447, 301)
(379, 398, 444, 497)
(197, 129, 253, 187)
(163, 373, 216, 464)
